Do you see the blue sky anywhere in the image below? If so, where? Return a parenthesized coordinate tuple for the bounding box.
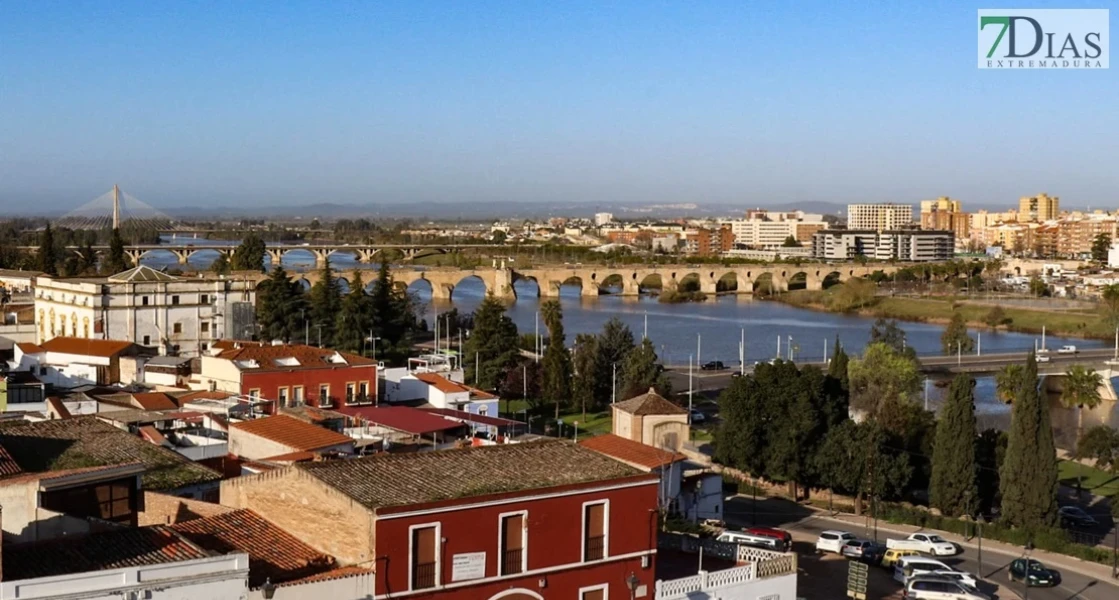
(1, 1, 1115, 211)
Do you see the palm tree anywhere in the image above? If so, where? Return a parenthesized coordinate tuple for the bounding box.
(1061, 365, 1104, 445)
(995, 364, 1024, 403)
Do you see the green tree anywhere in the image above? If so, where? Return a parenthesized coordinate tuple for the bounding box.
(1102, 284, 1119, 328)
(571, 333, 600, 419)
(368, 260, 421, 361)
(491, 230, 508, 244)
(334, 271, 375, 354)
(1028, 275, 1049, 297)
(308, 258, 343, 347)
(995, 364, 1023, 403)
(37, 224, 58, 275)
(1091, 232, 1111, 262)
(976, 428, 1008, 516)
(230, 233, 266, 272)
(822, 338, 850, 428)
(983, 305, 1009, 329)
(930, 375, 978, 517)
(621, 338, 671, 399)
(210, 253, 231, 275)
(869, 318, 916, 359)
(999, 352, 1059, 528)
(1061, 365, 1104, 447)
(826, 278, 876, 312)
(540, 300, 573, 417)
(596, 318, 636, 404)
(75, 241, 97, 275)
(1075, 425, 1119, 473)
(848, 342, 921, 417)
(814, 419, 913, 506)
(715, 376, 768, 478)
(781, 235, 800, 248)
(103, 227, 131, 274)
(255, 266, 307, 342)
(941, 311, 975, 355)
(309, 218, 321, 230)
(463, 294, 520, 390)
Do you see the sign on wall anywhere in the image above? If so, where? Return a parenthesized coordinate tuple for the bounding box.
(451, 552, 486, 582)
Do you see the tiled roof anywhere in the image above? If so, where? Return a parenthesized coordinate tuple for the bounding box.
(415, 372, 470, 394)
(172, 509, 335, 587)
(213, 341, 375, 371)
(279, 404, 348, 425)
(282, 566, 373, 587)
(45, 396, 72, 419)
(0, 416, 221, 491)
(261, 451, 317, 463)
(2, 526, 209, 581)
(131, 392, 180, 411)
(231, 415, 353, 452)
(613, 388, 688, 416)
(335, 405, 464, 435)
(298, 439, 643, 510)
(579, 434, 688, 471)
(107, 265, 179, 282)
(0, 443, 23, 477)
(139, 425, 167, 445)
(421, 407, 522, 428)
(15, 342, 43, 354)
(39, 336, 135, 358)
(175, 390, 241, 402)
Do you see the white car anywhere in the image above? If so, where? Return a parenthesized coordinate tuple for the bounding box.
(1057, 345, 1078, 354)
(1038, 354, 1051, 362)
(905, 577, 989, 600)
(894, 556, 954, 583)
(815, 530, 856, 554)
(920, 570, 979, 589)
(885, 532, 957, 556)
(717, 531, 782, 551)
(689, 409, 706, 423)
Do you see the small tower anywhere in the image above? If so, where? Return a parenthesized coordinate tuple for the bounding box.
(112, 184, 121, 229)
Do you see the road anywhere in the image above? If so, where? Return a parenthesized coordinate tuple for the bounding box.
(724, 496, 1114, 600)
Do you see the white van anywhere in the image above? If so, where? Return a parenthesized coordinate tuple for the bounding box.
(717, 530, 783, 551)
(905, 576, 988, 600)
(894, 556, 953, 583)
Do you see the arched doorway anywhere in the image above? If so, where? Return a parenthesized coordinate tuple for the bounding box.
(487, 590, 544, 600)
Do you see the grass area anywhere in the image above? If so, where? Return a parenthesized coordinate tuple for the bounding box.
(1058, 459, 1119, 497)
(779, 289, 1112, 341)
(500, 398, 613, 437)
(691, 428, 714, 442)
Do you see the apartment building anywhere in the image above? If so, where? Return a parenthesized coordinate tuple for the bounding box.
(919, 196, 969, 241)
(812, 230, 953, 262)
(1019, 193, 1060, 222)
(719, 210, 827, 248)
(33, 265, 256, 358)
(846, 203, 913, 231)
(684, 226, 735, 256)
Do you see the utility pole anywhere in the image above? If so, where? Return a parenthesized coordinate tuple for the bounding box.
(611, 362, 617, 405)
(977, 332, 981, 356)
(315, 324, 324, 347)
(644, 311, 648, 340)
(688, 355, 694, 425)
(534, 311, 540, 363)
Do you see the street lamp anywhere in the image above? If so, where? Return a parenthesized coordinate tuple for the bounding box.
(625, 572, 640, 600)
(260, 578, 276, 600)
(1024, 538, 1035, 600)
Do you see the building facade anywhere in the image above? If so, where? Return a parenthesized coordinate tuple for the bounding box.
(719, 211, 827, 248)
(33, 266, 256, 358)
(846, 203, 913, 231)
(812, 230, 953, 262)
(919, 197, 969, 242)
(1019, 193, 1060, 222)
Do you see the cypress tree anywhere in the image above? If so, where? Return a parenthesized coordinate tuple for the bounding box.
(308, 258, 343, 347)
(230, 233, 266, 272)
(334, 271, 374, 354)
(621, 338, 671, 399)
(255, 266, 305, 342)
(941, 311, 975, 354)
(540, 300, 572, 417)
(571, 333, 600, 418)
(463, 294, 520, 389)
(38, 224, 58, 275)
(999, 352, 1060, 528)
(930, 374, 978, 517)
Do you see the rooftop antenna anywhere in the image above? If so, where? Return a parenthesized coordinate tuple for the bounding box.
(112, 184, 121, 229)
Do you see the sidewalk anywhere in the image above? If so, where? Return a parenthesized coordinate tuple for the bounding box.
(806, 508, 1119, 588)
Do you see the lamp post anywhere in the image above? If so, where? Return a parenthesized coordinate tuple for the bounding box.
(1024, 538, 1034, 600)
(626, 572, 640, 600)
(261, 578, 276, 600)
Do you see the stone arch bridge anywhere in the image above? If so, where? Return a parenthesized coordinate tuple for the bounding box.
(279, 263, 897, 301)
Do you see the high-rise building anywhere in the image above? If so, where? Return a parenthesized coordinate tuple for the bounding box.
(1018, 193, 1060, 222)
(919, 196, 969, 242)
(812, 229, 953, 262)
(718, 210, 827, 248)
(594, 212, 614, 226)
(846, 203, 913, 231)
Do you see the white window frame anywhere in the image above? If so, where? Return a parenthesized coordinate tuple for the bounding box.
(292, 386, 304, 404)
(580, 499, 610, 562)
(319, 384, 331, 407)
(407, 521, 442, 592)
(578, 583, 609, 600)
(277, 387, 289, 407)
(497, 509, 528, 576)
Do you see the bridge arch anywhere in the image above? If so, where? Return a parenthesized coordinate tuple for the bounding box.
(822, 270, 844, 289)
(599, 273, 625, 294)
(716, 271, 738, 293)
(753, 272, 776, 295)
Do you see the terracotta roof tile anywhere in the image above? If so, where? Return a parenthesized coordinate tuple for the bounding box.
(131, 392, 179, 411)
(2, 526, 209, 581)
(175, 390, 241, 402)
(261, 451, 317, 463)
(298, 439, 644, 510)
(39, 336, 136, 358)
(16, 342, 43, 354)
(0, 443, 23, 477)
(139, 425, 167, 445)
(172, 508, 335, 587)
(0, 416, 220, 491)
(279, 404, 348, 425)
(213, 341, 375, 371)
(281, 566, 373, 587)
(414, 372, 470, 394)
(579, 434, 688, 471)
(420, 407, 522, 428)
(231, 415, 353, 452)
(613, 388, 688, 416)
(335, 405, 464, 435)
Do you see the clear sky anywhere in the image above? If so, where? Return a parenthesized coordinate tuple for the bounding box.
(1, 0, 1115, 211)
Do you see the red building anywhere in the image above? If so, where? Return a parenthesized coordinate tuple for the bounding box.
(199, 341, 377, 413)
(221, 439, 660, 599)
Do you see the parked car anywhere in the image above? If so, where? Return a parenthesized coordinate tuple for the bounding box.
(882, 548, 921, 568)
(689, 409, 706, 423)
(917, 570, 980, 589)
(1007, 558, 1061, 587)
(1058, 505, 1098, 528)
(904, 576, 989, 600)
(716, 530, 784, 552)
(815, 530, 856, 554)
(701, 361, 726, 371)
(893, 556, 954, 584)
(1057, 345, 1078, 354)
(841, 539, 885, 564)
(745, 526, 792, 547)
(886, 533, 958, 556)
(730, 371, 744, 378)
(1038, 354, 1051, 362)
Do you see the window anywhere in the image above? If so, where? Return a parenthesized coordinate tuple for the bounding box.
(200, 294, 209, 305)
(582, 500, 608, 561)
(172, 322, 182, 334)
(40, 478, 134, 525)
(319, 384, 331, 406)
(292, 386, 304, 404)
(201, 322, 210, 334)
(500, 511, 526, 576)
(248, 388, 261, 399)
(478, 405, 488, 416)
(142, 296, 149, 306)
(142, 335, 151, 346)
(171, 295, 180, 305)
(346, 383, 356, 403)
(410, 524, 439, 590)
(278, 387, 289, 407)
(579, 585, 608, 600)
(358, 381, 369, 402)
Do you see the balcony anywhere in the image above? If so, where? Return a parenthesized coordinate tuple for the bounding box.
(501, 548, 523, 575)
(412, 561, 436, 590)
(654, 533, 797, 600)
(584, 535, 605, 561)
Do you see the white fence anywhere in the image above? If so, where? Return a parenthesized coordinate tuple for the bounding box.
(655, 533, 798, 600)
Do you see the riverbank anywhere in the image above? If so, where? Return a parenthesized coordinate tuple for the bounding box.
(776, 289, 1113, 342)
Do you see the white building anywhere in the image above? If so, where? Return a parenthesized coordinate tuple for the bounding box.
(33, 265, 257, 358)
(718, 210, 828, 248)
(594, 212, 615, 226)
(847, 203, 914, 231)
(812, 229, 953, 262)
(12, 337, 139, 388)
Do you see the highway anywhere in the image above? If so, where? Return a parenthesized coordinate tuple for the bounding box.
(725, 496, 1114, 600)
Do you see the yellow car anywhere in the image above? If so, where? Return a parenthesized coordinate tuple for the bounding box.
(881, 548, 921, 568)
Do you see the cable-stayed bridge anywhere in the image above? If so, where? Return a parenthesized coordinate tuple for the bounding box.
(54, 185, 176, 231)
